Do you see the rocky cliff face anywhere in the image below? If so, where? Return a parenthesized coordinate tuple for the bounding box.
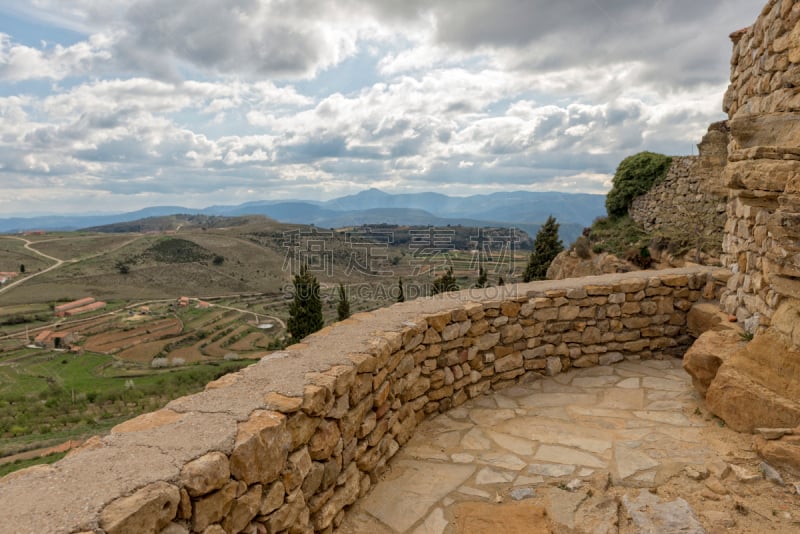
(720, 0, 800, 342)
(630, 123, 729, 259)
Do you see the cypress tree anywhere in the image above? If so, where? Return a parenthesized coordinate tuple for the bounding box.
(336, 283, 350, 321)
(474, 266, 488, 288)
(523, 215, 564, 282)
(287, 265, 323, 341)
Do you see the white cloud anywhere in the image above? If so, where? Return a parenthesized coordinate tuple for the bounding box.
(0, 0, 764, 214)
(0, 32, 113, 81)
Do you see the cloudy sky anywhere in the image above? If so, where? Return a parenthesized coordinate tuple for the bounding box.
(0, 0, 761, 215)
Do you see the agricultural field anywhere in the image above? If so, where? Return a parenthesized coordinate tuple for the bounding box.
(0, 216, 535, 475)
(0, 348, 256, 458)
(0, 299, 284, 468)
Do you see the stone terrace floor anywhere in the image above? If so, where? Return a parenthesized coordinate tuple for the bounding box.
(338, 359, 800, 534)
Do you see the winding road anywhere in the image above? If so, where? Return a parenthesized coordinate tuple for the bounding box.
(0, 235, 143, 296)
(0, 237, 64, 295)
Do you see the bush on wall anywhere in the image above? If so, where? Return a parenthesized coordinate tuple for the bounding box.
(605, 152, 672, 217)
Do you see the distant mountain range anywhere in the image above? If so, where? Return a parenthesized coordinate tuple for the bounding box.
(0, 189, 607, 244)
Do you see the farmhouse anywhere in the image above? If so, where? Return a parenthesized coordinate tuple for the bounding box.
(33, 330, 78, 349)
(177, 296, 190, 307)
(54, 297, 95, 316)
(64, 301, 106, 316)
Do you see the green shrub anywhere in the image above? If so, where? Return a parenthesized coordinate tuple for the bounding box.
(606, 152, 672, 217)
(572, 236, 592, 259)
(625, 246, 654, 269)
(586, 215, 649, 258)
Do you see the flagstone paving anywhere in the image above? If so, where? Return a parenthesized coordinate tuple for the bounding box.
(338, 358, 800, 534)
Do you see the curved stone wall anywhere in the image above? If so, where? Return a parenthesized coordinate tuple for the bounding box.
(0, 268, 718, 534)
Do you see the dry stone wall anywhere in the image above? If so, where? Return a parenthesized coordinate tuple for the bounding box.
(0, 268, 718, 534)
(720, 0, 800, 337)
(629, 122, 729, 257)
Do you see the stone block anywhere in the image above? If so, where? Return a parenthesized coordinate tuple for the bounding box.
(475, 332, 501, 351)
(192, 481, 238, 532)
(501, 301, 521, 317)
(283, 446, 312, 491)
(312, 463, 361, 530)
(222, 484, 262, 534)
(180, 452, 230, 497)
(545, 356, 562, 376)
(494, 352, 523, 373)
(442, 323, 461, 341)
(599, 352, 624, 365)
(302, 384, 333, 417)
(533, 307, 558, 321)
(261, 480, 286, 515)
(423, 327, 443, 343)
(584, 284, 613, 295)
(401, 376, 431, 402)
(286, 412, 320, 451)
(501, 323, 524, 343)
(267, 489, 308, 533)
(557, 306, 580, 321)
(467, 319, 489, 336)
(308, 420, 341, 461)
(100, 482, 180, 534)
(608, 292, 626, 304)
(230, 411, 290, 486)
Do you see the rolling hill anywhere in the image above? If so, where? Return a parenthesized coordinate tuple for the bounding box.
(0, 189, 606, 243)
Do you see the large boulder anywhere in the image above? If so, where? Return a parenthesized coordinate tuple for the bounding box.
(705, 332, 800, 432)
(683, 329, 745, 396)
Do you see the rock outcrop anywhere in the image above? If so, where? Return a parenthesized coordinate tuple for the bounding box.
(703, 331, 800, 432)
(684, 0, 800, 443)
(546, 250, 635, 280)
